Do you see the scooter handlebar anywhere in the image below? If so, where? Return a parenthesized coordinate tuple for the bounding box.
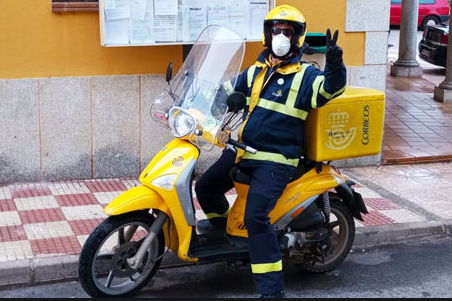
(227, 138, 257, 154)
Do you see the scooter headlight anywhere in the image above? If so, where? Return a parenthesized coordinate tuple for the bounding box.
(151, 174, 178, 191)
(169, 109, 197, 138)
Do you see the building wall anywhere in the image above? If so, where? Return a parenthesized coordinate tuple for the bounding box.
(0, 0, 390, 184)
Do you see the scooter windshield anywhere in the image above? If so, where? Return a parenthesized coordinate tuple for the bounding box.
(169, 25, 245, 151)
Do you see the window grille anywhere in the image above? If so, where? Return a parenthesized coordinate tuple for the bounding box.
(52, 0, 99, 13)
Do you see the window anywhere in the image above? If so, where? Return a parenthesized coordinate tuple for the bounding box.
(52, 0, 99, 13)
(391, 0, 436, 4)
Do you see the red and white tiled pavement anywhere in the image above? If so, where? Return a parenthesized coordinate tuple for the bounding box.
(0, 176, 427, 263)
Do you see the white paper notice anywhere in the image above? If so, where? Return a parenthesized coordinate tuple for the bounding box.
(105, 0, 116, 10)
(154, 16, 178, 42)
(105, 18, 130, 44)
(182, 0, 207, 42)
(177, 1, 183, 42)
(207, 1, 228, 27)
(249, 0, 269, 40)
(129, 0, 155, 44)
(104, 0, 131, 20)
(154, 0, 178, 16)
(227, 1, 247, 39)
(130, 0, 148, 21)
(154, 0, 178, 42)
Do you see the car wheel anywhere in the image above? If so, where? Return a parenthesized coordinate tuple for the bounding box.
(421, 15, 440, 30)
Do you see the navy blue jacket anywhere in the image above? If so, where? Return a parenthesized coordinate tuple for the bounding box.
(231, 48, 347, 166)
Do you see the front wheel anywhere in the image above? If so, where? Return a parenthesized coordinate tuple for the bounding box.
(296, 198, 355, 273)
(78, 211, 165, 298)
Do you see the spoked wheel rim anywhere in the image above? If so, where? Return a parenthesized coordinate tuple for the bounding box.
(91, 221, 160, 296)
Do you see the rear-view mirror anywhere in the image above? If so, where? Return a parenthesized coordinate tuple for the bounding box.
(166, 62, 173, 84)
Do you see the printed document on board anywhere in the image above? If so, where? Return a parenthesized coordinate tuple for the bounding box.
(130, 0, 148, 21)
(129, 0, 155, 44)
(227, 1, 247, 39)
(104, 0, 131, 20)
(105, 18, 129, 44)
(249, 0, 269, 40)
(182, 0, 208, 42)
(207, 1, 228, 27)
(154, 0, 178, 42)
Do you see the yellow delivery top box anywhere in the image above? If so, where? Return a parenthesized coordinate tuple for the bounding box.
(305, 86, 385, 162)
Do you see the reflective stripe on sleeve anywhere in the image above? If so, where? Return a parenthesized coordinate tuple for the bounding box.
(251, 260, 283, 274)
(223, 80, 234, 95)
(320, 83, 346, 100)
(311, 76, 325, 109)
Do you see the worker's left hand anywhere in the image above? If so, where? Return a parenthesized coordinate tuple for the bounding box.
(217, 130, 230, 144)
(325, 29, 343, 66)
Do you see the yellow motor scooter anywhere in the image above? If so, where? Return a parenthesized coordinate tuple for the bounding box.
(78, 25, 375, 298)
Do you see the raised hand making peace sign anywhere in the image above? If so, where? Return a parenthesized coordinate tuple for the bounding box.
(325, 28, 343, 67)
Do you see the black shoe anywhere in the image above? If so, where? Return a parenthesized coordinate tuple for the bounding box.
(196, 218, 226, 234)
(260, 291, 286, 298)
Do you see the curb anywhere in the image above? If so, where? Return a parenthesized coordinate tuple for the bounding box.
(1, 221, 451, 289)
(353, 220, 452, 249)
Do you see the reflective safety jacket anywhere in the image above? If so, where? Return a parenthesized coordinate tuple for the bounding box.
(225, 49, 347, 167)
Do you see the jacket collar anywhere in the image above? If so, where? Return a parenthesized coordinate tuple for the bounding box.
(255, 48, 303, 75)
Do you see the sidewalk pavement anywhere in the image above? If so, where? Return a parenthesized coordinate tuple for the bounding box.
(383, 65, 452, 165)
(1, 162, 452, 289)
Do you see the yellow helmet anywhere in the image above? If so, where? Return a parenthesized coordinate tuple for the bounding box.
(262, 5, 307, 51)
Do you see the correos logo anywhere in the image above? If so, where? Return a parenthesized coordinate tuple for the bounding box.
(362, 105, 370, 145)
(324, 109, 357, 151)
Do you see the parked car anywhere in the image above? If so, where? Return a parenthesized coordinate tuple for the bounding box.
(390, 0, 450, 30)
(418, 23, 449, 67)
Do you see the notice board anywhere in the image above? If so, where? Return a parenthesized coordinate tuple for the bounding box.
(99, 0, 276, 46)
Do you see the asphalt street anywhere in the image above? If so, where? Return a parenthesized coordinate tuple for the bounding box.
(0, 236, 450, 298)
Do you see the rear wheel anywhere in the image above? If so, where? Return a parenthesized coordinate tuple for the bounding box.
(78, 211, 165, 298)
(421, 15, 440, 30)
(296, 198, 355, 273)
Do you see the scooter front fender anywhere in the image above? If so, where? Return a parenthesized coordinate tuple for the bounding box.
(104, 185, 170, 216)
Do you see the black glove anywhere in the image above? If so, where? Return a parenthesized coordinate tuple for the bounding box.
(325, 29, 343, 67)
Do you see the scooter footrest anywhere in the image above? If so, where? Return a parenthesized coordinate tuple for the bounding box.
(189, 234, 249, 259)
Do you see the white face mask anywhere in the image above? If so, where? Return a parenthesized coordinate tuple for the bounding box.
(272, 34, 291, 57)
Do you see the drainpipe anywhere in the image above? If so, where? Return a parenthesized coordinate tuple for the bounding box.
(390, 0, 423, 78)
(434, 4, 452, 103)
